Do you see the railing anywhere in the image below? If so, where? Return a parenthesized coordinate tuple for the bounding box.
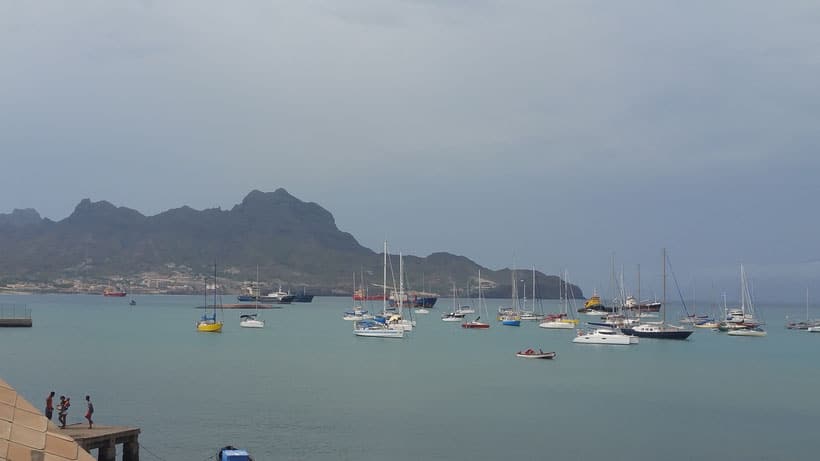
(0, 303, 31, 319)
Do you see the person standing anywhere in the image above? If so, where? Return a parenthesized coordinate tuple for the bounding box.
(45, 391, 55, 421)
(57, 396, 67, 428)
(84, 395, 94, 429)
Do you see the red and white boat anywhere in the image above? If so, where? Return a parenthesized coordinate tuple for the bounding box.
(461, 316, 490, 329)
(103, 289, 127, 297)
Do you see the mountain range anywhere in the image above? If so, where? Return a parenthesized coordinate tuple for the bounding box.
(0, 189, 583, 299)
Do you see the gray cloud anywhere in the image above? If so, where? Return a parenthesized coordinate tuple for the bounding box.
(2, 0, 819, 300)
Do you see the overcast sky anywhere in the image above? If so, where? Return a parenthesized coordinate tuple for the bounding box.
(2, 1, 819, 302)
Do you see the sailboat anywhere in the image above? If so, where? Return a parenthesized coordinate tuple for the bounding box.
(462, 269, 490, 329)
(197, 265, 224, 332)
(500, 270, 522, 326)
(540, 270, 578, 329)
(620, 249, 693, 340)
(442, 282, 467, 322)
(786, 288, 820, 330)
(519, 267, 544, 320)
(240, 266, 265, 328)
(354, 242, 406, 338)
(718, 265, 763, 332)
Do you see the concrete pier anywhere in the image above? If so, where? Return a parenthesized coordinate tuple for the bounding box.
(0, 303, 32, 327)
(62, 424, 141, 461)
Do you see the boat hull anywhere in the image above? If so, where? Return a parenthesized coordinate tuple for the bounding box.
(353, 329, 404, 338)
(196, 322, 223, 332)
(516, 351, 556, 359)
(539, 321, 575, 329)
(620, 328, 693, 340)
(727, 329, 767, 337)
(103, 291, 127, 297)
(462, 322, 490, 329)
(239, 320, 265, 328)
(573, 330, 638, 345)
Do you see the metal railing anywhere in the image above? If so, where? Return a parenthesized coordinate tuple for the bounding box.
(0, 303, 31, 319)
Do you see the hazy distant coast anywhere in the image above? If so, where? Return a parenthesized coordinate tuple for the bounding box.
(0, 189, 583, 300)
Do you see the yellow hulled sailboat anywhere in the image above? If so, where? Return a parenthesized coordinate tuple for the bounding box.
(197, 265, 224, 333)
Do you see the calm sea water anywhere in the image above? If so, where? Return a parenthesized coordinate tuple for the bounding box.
(1, 294, 818, 460)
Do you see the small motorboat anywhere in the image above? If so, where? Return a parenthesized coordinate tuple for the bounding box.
(515, 348, 556, 359)
(462, 316, 490, 329)
(218, 445, 253, 461)
(129, 299, 136, 306)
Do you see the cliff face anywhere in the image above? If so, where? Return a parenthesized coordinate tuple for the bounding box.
(0, 189, 583, 298)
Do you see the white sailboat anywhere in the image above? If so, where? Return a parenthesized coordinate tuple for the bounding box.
(442, 282, 467, 322)
(462, 269, 491, 329)
(240, 266, 265, 328)
(539, 270, 578, 329)
(721, 264, 764, 334)
(354, 242, 406, 338)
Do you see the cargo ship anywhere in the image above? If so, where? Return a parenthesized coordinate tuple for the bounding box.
(103, 289, 127, 297)
(353, 289, 386, 301)
(389, 290, 438, 308)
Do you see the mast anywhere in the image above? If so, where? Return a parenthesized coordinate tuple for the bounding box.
(662, 249, 667, 324)
(637, 263, 641, 316)
(398, 251, 404, 315)
(532, 265, 536, 306)
(383, 241, 387, 314)
(478, 269, 483, 317)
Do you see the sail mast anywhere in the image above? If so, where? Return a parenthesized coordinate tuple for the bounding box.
(383, 241, 387, 314)
(662, 249, 666, 325)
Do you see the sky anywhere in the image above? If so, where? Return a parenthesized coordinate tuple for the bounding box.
(2, 1, 820, 303)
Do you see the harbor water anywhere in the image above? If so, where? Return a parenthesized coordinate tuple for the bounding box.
(1, 294, 818, 460)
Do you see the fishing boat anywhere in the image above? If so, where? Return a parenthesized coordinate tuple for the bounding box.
(620, 249, 693, 340)
(258, 287, 295, 303)
(516, 348, 557, 359)
(462, 270, 491, 329)
(577, 290, 609, 315)
(624, 296, 661, 312)
(573, 328, 638, 345)
(291, 287, 314, 303)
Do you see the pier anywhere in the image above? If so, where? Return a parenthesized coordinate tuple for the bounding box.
(62, 424, 141, 461)
(0, 303, 32, 327)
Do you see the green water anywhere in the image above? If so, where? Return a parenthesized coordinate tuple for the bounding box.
(1, 294, 818, 460)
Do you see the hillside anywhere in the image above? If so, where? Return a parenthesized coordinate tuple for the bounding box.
(0, 189, 583, 298)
